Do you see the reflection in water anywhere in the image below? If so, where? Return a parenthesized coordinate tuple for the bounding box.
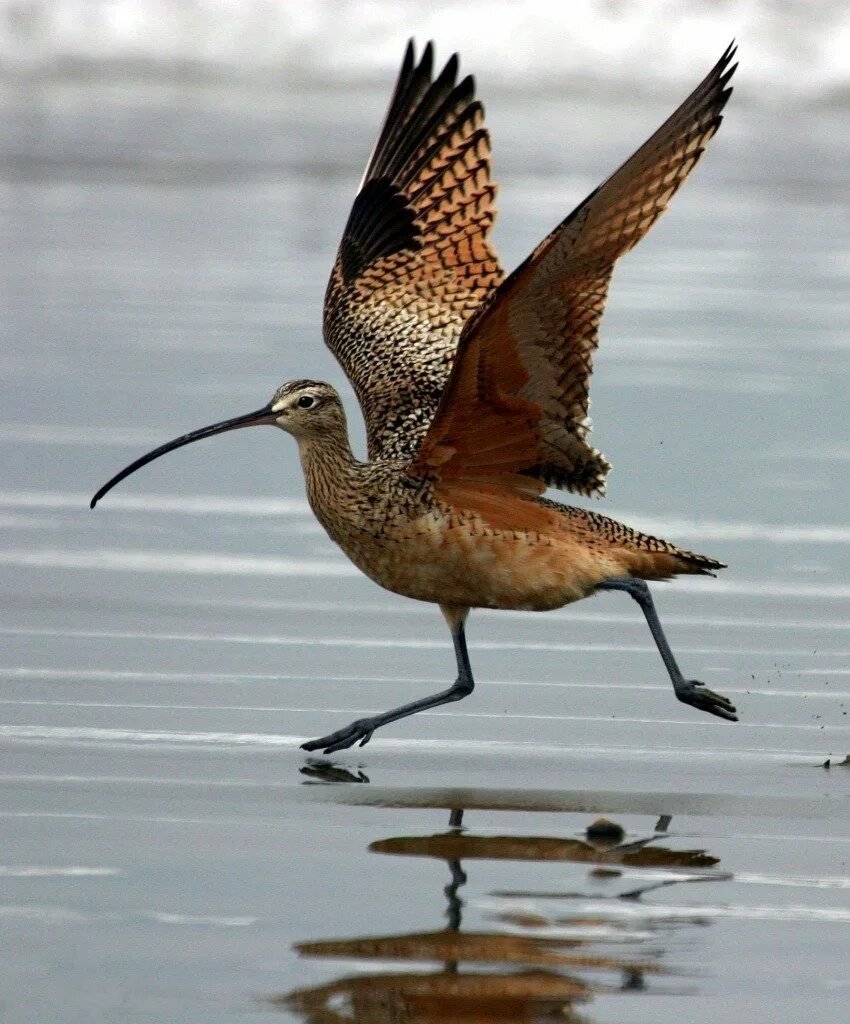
(272, 796, 725, 1021)
(300, 759, 371, 784)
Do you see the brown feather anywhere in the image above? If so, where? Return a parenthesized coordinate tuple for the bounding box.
(410, 44, 737, 499)
(324, 41, 503, 463)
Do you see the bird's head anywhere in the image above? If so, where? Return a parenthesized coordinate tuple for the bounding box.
(268, 380, 345, 439)
(90, 379, 344, 508)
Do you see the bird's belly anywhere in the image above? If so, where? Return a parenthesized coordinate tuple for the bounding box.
(336, 514, 603, 611)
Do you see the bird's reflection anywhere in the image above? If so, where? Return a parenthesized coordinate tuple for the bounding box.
(271, 798, 725, 1022)
(300, 759, 370, 784)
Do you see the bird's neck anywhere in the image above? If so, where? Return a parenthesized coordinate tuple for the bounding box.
(296, 425, 364, 526)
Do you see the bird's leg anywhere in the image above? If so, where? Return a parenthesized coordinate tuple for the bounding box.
(595, 577, 737, 721)
(301, 605, 475, 754)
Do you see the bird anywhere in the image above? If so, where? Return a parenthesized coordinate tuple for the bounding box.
(91, 40, 739, 754)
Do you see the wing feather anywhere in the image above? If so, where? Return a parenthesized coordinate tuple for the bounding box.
(324, 41, 503, 460)
(410, 44, 737, 500)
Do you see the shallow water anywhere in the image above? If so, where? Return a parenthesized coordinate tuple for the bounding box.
(1, 67, 849, 1023)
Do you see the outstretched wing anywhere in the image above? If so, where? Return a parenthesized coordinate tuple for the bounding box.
(324, 41, 503, 460)
(410, 44, 737, 500)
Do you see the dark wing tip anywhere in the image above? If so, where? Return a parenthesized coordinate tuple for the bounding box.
(415, 40, 462, 90)
(441, 51, 460, 86)
(713, 39, 737, 75)
(693, 41, 737, 113)
(420, 40, 434, 76)
(711, 42, 738, 99)
(455, 73, 476, 106)
(401, 38, 415, 71)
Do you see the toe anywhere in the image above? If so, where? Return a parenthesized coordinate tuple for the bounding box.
(702, 698, 738, 722)
(303, 730, 350, 752)
(323, 732, 359, 754)
(303, 718, 377, 755)
(679, 681, 738, 722)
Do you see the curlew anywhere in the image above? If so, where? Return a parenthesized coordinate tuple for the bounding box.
(92, 41, 739, 753)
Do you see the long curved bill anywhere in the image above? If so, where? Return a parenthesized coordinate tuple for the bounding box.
(90, 404, 276, 509)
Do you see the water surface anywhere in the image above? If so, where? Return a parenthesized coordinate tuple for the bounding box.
(0, 63, 848, 1024)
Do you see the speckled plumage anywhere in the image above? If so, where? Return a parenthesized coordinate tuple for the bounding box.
(326, 41, 736, 502)
(91, 42, 741, 750)
(307, 41, 736, 613)
(323, 41, 503, 463)
(292, 401, 723, 616)
(285, 41, 740, 744)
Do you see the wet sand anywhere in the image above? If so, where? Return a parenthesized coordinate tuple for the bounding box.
(0, 75, 848, 1022)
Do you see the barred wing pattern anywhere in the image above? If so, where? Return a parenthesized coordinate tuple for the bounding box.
(324, 41, 503, 460)
(411, 44, 737, 498)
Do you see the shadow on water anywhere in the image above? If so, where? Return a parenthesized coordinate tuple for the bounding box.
(271, 767, 728, 1021)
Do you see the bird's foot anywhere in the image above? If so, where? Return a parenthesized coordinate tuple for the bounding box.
(301, 718, 377, 754)
(674, 680, 738, 721)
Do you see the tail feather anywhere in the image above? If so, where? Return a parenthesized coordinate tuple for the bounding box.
(671, 547, 726, 575)
(619, 539, 725, 582)
(543, 501, 727, 580)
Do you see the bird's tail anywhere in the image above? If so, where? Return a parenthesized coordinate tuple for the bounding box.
(559, 505, 726, 580)
(621, 534, 726, 580)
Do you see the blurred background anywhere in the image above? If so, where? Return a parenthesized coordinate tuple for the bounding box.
(1, 3, 849, 1024)
(2, 0, 849, 96)
(1, 0, 848, 519)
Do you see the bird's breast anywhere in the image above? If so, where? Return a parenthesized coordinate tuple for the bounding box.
(312, 487, 603, 611)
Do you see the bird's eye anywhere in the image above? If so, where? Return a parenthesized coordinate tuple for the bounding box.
(297, 395, 317, 409)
